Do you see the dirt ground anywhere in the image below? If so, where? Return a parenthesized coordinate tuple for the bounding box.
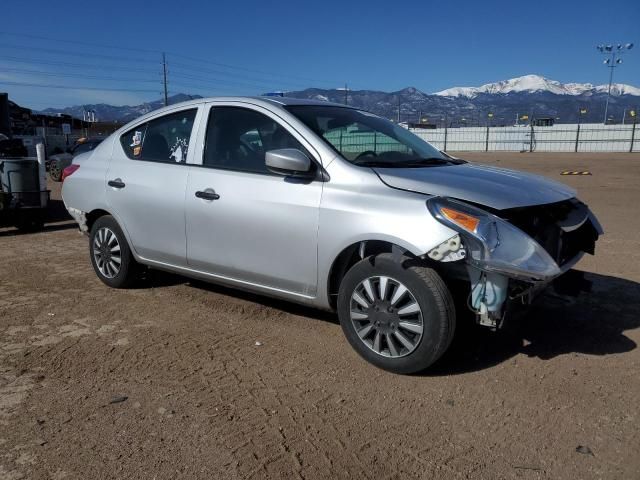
(1, 152, 639, 480)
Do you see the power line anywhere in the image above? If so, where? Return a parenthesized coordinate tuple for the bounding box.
(1, 48, 332, 92)
(0, 43, 158, 64)
(0, 30, 346, 88)
(0, 55, 158, 74)
(0, 30, 162, 54)
(0, 80, 160, 93)
(1, 67, 159, 83)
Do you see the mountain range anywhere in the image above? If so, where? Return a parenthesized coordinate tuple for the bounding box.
(39, 75, 640, 125)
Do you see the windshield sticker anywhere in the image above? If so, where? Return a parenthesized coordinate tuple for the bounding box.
(170, 138, 189, 163)
(130, 131, 142, 147)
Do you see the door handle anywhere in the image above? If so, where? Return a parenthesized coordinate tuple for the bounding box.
(195, 189, 220, 201)
(108, 178, 126, 189)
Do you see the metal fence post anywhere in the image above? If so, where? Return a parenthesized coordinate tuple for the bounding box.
(485, 125, 489, 152)
(631, 119, 637, 153)
(575, 123, 581, 153)
(444, 125, 448, 152)
(529, 123, 534, 152)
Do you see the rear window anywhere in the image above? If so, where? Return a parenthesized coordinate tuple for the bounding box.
(120, 109, 197, 163)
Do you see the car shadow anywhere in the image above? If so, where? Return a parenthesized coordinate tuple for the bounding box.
(427, 271, 640, 376)
(185, 277, 339, 324)
(0, 199, 76, 237)
(137, 268, 638, 374)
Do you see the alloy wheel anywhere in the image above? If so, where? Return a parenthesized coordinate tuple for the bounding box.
(350, 276, 424, 358)
(92, 227, 122, 278)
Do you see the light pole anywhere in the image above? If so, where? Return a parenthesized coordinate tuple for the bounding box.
(597, 43, 633, 124)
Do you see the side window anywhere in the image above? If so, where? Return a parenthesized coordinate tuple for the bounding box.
(203, 107, 309, 175)
(120, 109, 197, 163)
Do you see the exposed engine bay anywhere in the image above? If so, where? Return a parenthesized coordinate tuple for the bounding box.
(426, 197, 602, 329)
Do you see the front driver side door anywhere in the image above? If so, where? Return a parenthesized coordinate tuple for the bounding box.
(185, 104, 323, 296)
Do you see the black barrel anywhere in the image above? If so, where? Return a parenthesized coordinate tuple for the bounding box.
(0, 159, 42, 207)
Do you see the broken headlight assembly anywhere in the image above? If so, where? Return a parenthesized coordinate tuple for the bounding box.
(426, 197, 562, 281)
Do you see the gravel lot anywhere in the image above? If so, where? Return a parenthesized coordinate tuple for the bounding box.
(1, 152, 639, 479)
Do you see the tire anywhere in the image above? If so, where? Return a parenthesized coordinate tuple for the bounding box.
(49, 160, 62, 182)
(337, 253, 455, 374)
(89, 215, 139, 288)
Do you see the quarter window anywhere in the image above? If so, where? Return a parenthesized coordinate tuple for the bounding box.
(120, 109, 197, 163)
(203, 107, 309, 175)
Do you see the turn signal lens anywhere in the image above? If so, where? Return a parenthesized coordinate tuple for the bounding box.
(440, 207, 480, 233)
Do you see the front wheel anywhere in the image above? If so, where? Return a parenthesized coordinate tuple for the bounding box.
(337, 253, 455, 374)
(89, 215, 139, 288)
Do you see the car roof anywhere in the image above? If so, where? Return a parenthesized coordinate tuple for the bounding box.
(150, 96, 352, 113)
(116, 96, 355, 132)
(254, 96, 350, 107)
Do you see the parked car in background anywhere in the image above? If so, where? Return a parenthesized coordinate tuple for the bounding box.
(48, 138, 103, 181)
(61, 97, 602, 374)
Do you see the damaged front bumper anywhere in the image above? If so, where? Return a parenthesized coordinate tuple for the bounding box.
(426, 196, 602, 328)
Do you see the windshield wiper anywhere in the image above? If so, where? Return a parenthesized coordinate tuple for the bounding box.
(353, 157, 456, 168)
(351, 160, 402, 167)
(394, 157, 453, 167)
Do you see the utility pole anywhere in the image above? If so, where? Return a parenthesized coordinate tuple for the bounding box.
(397, 96, 401, 123)
(597, 43, 633, 124)
(162, 52, 169, 107)
(344, 83, 348, 105)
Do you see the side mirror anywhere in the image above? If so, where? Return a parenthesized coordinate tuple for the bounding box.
(265, 149, 313, 178)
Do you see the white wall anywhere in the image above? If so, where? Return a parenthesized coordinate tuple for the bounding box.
(410, 123, 640, 153)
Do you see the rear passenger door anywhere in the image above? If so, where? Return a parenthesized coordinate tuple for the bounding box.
(185, 103, 323, 296)
(106, 107, 202, 266)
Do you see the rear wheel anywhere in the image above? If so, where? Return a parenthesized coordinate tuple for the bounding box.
(337, 253, 455, 374)
(89, 215, 139, 288)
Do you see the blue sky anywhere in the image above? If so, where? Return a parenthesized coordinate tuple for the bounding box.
(1, 0, 638, 109)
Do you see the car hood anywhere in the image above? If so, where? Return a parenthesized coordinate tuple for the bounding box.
(373, 163, 576, 210)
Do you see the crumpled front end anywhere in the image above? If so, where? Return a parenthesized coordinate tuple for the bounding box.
(425, 196, 602, 328)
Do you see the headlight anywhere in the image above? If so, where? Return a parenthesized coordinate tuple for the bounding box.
(427, 197, 561, 280)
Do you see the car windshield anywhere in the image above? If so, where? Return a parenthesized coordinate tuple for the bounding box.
(286, 105, 459, 167)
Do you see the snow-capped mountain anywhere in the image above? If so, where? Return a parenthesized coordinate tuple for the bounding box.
(435, 74, 640, 98)
(36, 75, 639, 125)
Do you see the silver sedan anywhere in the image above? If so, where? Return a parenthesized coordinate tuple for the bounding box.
(61, 97, 602, 373)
